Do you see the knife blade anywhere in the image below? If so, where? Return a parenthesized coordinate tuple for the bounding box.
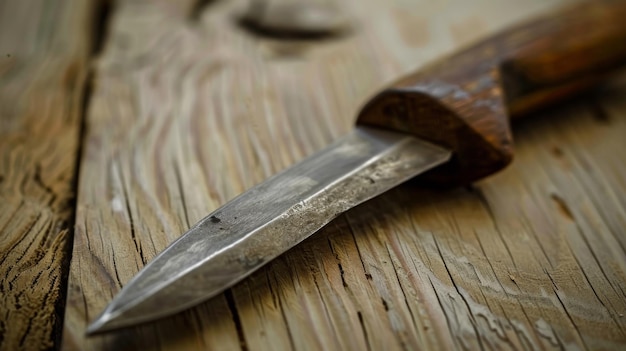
(87, 127, 451, 333)
(87, 0, 626, 334)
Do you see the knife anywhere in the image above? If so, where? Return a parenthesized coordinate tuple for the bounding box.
(87, 0, 626, 334)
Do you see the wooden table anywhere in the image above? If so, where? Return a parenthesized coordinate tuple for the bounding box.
(2, 0, 626, 350)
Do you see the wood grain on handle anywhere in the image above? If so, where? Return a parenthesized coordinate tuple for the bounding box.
(357, 0, 626, 185)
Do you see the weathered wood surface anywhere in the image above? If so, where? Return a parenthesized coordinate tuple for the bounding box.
(63, 0, 626, 350)
(0, 1, 96, 350)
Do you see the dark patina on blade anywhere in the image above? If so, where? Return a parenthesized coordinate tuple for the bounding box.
(87, 127, 451, 334)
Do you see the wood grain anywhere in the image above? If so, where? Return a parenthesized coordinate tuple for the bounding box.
(0, 0, 97, 350)
(63, 0, 626, 350)
(357, 0, 626, 185)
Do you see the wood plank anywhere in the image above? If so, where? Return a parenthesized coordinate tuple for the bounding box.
(64, 0, 626, 349)
(0, 0, 98, 350)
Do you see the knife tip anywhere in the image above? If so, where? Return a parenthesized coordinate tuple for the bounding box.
(85, 318, 108, 336)
(86, 313, 114, 335)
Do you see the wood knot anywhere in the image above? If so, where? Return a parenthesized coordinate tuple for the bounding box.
(239, 0, 350, 39)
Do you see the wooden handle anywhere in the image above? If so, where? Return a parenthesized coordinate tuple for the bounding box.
(356, 0, 626, 185)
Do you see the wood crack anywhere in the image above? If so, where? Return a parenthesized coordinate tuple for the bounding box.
(469, 186, 519, 270)
(344, 215, 371, 280)
(116, 160, 146, 266)
(357, 311, 372, 351)
(549, 282, 590, 351)
(173, 162, 191, 229)
(224, 290, 249, 351)
(563, 226, 626, 336)
(384, 242, 420, 334)
(432, 234, 486, 351)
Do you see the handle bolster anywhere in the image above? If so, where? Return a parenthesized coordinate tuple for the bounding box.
(358, 84, 513, 184)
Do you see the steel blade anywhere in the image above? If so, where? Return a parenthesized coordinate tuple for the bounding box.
(87, 127, 451, 334)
